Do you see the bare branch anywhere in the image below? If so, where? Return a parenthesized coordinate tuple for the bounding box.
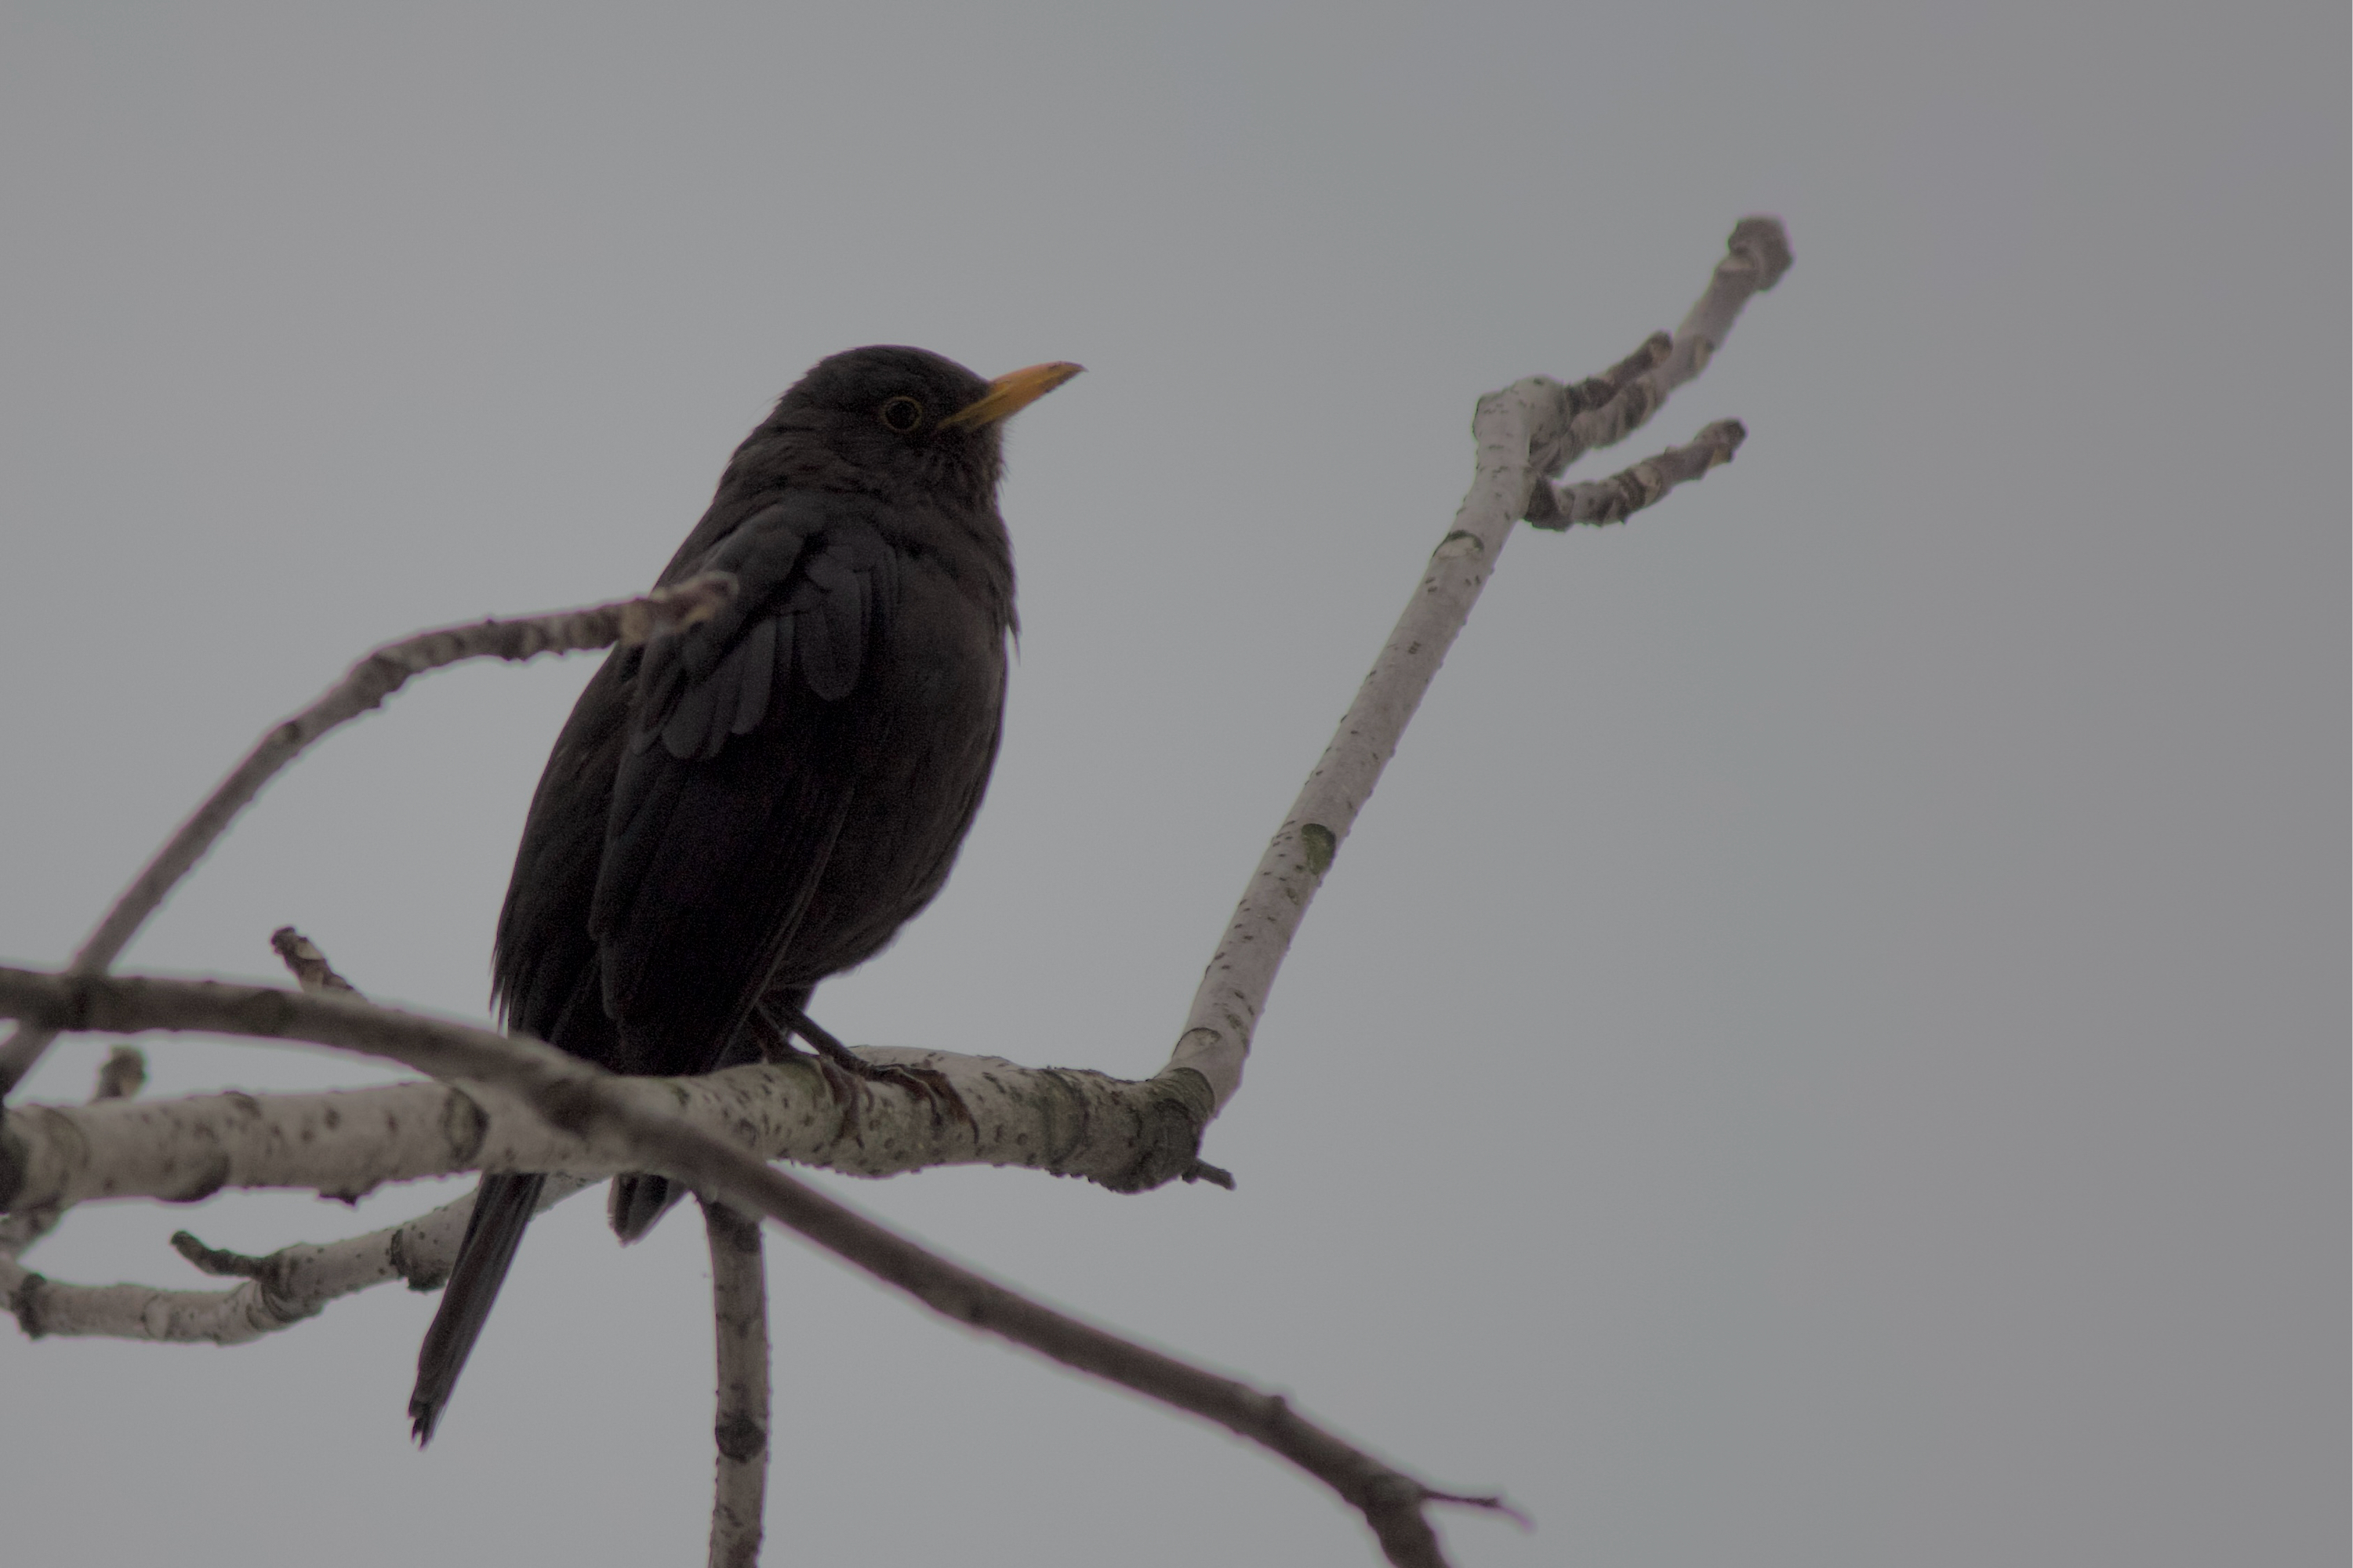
(1531, 328, 1672, 478)
(3, 1177, 592, 1344)
(0, 967, 1509, 1565)
(1170, 216, 1789, 1116)
(1525, 419, 1748, 529)
(702, 1198, 770, 1568)
(2, 1044, 1212, 1214)
(1541, 215, 1792, 473)
(572, 1064, 1516, 1568)
(0, 572, 739, 1099)
(168, 1229, 273, 1277)
(0, 1044, 149, 1265)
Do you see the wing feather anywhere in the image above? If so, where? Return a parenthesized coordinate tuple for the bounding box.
(731, 618, 776, 736)
(587, 503, 897, 1074)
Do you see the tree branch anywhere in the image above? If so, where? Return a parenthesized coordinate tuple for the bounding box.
(1, 1039, 1214, 1214)
(702, 1198, 770, 1568)
(0, 967, 1514, 1566)
(1167, 216, 1789, 1114)
(4, 1176, 593, 1344)
(0, 572, 739, 1099)
(1524, 419, 1747, 529)
(0, 1045, 151, 1269)
(4, 924, 1206, 1218)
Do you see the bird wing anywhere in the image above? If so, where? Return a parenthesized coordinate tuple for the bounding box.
(587, 495, 901, 1076)
(489, 648, 633, 1047)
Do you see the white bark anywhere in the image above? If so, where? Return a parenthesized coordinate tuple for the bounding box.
(1171, 216, 1790, 1112)
(1531, 419, 1748, 530)
(0, 966, 1520, 1568)
(3, 1178, 590, 1344)
(703, 1199, 770, 1568)
(1, 1045, 1212, 1212)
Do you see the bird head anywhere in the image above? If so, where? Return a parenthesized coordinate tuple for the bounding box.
(761, 345, 1082, 506)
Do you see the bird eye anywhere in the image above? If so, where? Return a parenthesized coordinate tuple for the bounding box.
(878, 396, 924, 433)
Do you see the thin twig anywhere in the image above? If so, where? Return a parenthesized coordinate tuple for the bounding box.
(5, 1177, 594, 1344)
(1545, 216, 1794, 473)
(702, 1198, 770, 1568)
(0, 572, 739, 1099)
(0, 967, 1514, 1566)
(1168, 216, 1790, 1115)
(270, 927, 360, 996)
(168, 1230, 273, 1278)
(91, 1044, 147, 1102)
(1525, 419, 1748, 528)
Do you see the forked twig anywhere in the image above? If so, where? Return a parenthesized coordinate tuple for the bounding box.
(1167, 216, 1790, 1115)
(0, 572, 738, 1098)
(0, 965, 1518, 1568)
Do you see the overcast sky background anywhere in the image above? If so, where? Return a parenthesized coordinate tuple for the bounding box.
(1, 5, 2341, 1566)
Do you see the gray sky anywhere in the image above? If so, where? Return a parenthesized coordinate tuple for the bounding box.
(2, 5, 2342, 1565)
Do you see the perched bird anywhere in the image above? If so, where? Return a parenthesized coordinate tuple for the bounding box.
(409, 346, 1080, 1443)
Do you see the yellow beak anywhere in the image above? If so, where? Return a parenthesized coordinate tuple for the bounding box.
(942, 361, 1085, 429)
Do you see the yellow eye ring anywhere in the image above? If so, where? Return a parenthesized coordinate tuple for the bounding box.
(878, 396, 924, 433)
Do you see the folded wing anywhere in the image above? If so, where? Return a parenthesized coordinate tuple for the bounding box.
(590, 499, 900, 1076)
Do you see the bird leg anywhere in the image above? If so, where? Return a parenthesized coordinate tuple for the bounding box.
(757, 1002, 972, 1132)
(747, 1003, 870, 1141)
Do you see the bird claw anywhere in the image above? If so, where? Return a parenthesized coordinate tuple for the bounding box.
(808, 1048, 871, 1143)
(811, 1042, 972, 1135)
(875, 1060, 973, 1131)
(756, 1003, 972, 1138)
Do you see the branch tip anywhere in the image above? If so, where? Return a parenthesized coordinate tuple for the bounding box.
(91, 1045, 145, 1102)
(1182, 1159, 1236, 1189)
(1527, 419, 1748, 531)
(271, 927, 360, 997)
(1423, 1487, 1534, 1530)
(1727, 213, 1794, 290)
(169, 1230, 271, 1279)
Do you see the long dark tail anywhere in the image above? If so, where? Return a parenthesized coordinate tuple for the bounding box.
(409, 1171, 546, 1444)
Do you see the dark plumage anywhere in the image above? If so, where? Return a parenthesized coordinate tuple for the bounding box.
(409, 346, 1079, 1443)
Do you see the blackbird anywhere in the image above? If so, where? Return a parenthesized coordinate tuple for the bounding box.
(409, 346, 1080, 1443)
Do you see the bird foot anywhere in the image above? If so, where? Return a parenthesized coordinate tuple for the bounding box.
(796, 1014, 974, 1134)
(753, 1004, 973, 1137)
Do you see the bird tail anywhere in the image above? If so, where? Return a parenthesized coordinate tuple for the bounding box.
(601, 999, 779, 1244)
(409, 1171, 546, 1444)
